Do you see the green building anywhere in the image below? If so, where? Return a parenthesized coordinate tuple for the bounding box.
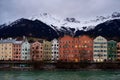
(107, 40, 117, 61)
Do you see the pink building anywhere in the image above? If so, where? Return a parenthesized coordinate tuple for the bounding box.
(13, 41, 22, 60)
(31, 41, 43, 61)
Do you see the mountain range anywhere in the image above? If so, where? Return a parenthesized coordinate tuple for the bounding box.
(0, 11, 120, 41)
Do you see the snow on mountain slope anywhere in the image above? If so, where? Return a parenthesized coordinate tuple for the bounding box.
(30, 12, 120, 31)
(30, 13, 62, 29)
(83, 12, 120, 30)
(1, 11, 120, 33)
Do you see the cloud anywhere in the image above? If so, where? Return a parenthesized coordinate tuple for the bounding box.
(0, 0, 120, 24)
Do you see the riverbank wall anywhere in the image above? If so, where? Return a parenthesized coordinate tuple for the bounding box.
(1, 61, 120, 70)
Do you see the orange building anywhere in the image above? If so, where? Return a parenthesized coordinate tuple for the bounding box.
(59, 35, 93, 62)
(31, 41, 43, 61)
(59, 35, 80, 62)
(78, 35, 93, 61)
(72, 37, 80, 62)
(13, 41, 22, 60)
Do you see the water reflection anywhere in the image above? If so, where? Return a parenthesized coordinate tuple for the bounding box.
(0, 70, 120, 80)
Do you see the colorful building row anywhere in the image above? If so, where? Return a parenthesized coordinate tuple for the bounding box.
(59, 35, 120, 62)
(0, 38, 31, 60)
(0, 37, 59, 61)
(0, 35, 120, 62)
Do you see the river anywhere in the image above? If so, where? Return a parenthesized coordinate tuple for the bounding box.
(0, 70, 120, 80)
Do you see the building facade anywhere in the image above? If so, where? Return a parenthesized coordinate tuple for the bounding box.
(107, 40, 117, 61)
(21, 39, 31, 60)
(72, 37, 80, 62)
(31, 41, 43, 61)
(117, 42, 120, 60)
(0, 38, 15, 60)
(43, 40, 52, 61)
(78, 35, 93, 61)
(51, 39, 59, 62)
(93, 36, 107, 62)
(59, 35, 76, 62)
(13, 41, 22, 60)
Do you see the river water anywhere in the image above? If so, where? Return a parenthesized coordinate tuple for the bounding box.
(0, 70, 120, 80)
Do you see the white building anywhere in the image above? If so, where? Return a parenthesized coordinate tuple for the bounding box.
(93, 36, 107, 62)
(21, 39, 31, 60)
(51, 39, 59, 61)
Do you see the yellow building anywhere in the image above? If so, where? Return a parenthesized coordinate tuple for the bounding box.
(0, 38, 15, 60)
(43, 40, 52, 61)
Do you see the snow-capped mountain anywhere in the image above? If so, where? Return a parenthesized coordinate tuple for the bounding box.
(0, 18, 59, 40)
(30, 13, 80, 34)
(1, 11, 120, 32)
(30, 13, 85, 30)
(0, 11, 120, 40)
(29, 12, 120, 31)
(30, 13, 62, 28)
(85, 19, 120, 41)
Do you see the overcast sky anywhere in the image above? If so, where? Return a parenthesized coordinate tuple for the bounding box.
(0, 0, 120, 24)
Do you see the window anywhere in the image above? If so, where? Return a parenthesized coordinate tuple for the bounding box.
(36, 46, 39, 49)
(32, 47, 34, 49)
(36, 55, 39, 58)
(104, 50, 107, 52)
(25, 48, 27, 51)
(5, 47, 7, 50)
(32, 51, 34, 54)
